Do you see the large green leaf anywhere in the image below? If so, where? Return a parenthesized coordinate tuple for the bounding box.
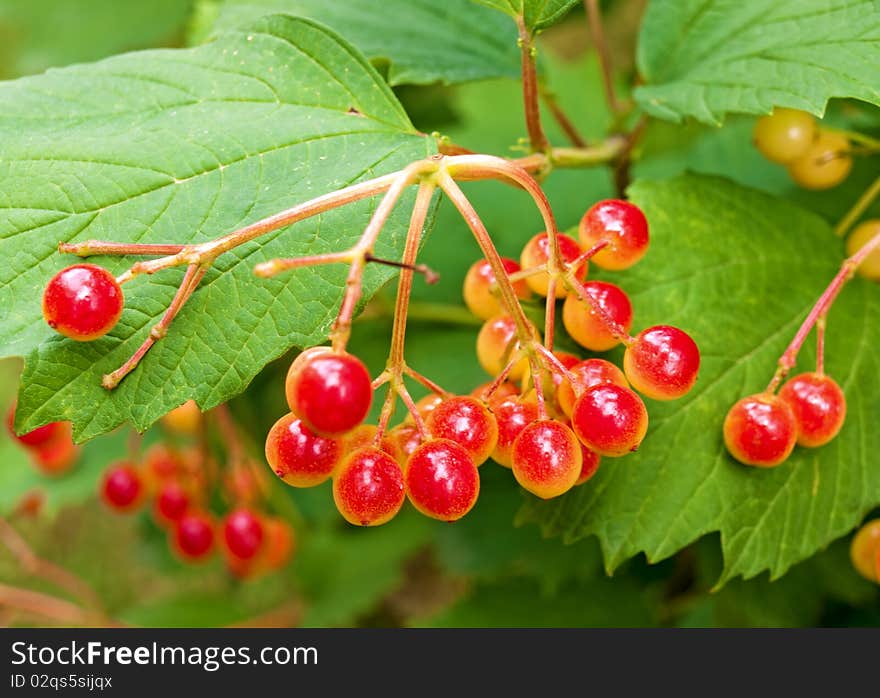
(521, 174, 880, 584)
(191, 0, 520, 85)
(1, 15, 434, 440)
(635, 0, 880, 124)
(474, 0, 580, 32)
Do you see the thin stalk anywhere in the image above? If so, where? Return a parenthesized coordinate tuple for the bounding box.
(544, 279, 557, 351)
(584, 0, 622, 115)
(540, 89, 588, 147)
(516, 16, 549, 153)
(834, 175, 880, 237)
(816, 313, 827, 376)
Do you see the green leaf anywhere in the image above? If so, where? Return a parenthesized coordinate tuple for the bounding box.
(1, 15, 435, 440)
(635, 0, 880, 124)
(191, 0, 520, 85)
(0, 0, 194, 79)
(474, 0, 580, 32)
(521, 174, 880, 585)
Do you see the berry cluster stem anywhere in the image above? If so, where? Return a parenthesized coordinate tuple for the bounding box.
(516, 16, 549, 154)
(834, 174, 880, 238)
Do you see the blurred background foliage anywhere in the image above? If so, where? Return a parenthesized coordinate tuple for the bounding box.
(0, 0, 877, 628)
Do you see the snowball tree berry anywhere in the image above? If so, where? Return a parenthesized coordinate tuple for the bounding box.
(752, 108, 817, 164)
(5, 402, 71, 449)
(264, 412, 342, 487)
(850, 519, 880, 583)
(562, 280, 633, 352)
(571, 384, 649, 457)
(344, 424, 379, 452)
(723, 394, 797, 468)
(623, 325, 700, 401)
(285, 350, 373, 436)
(578, 199, 649, 270)
(426, 395, 499, 466)
(173, 511, 216, 561)
(161, 399, 201, 435)
(463, 257, 531, 319)
(476, 314, 537, 381)
(491, 398, 540, 468)
(333, 447, 406, 526)
(787, 130, 851, 190)
(32, 438, 79, 476)
(380, 423, 423, 467)
(223, 508, 266, 561)
(100, 463, 144, 512)
(512, 420, 582, 499)
(778, 372, 847, 447)
(846, 219, 880, 281)
(154, 481, 191, 525)
(405, 439, 479, 522)
(557, 358, 629, 418)
(574, 445, 601, 486)
(42, 263, 124, 341)
(471, 380, 520, 407)
(520, 231, 588, 298)
(262, 518, 296, 570)
(405, 394, 444, 424)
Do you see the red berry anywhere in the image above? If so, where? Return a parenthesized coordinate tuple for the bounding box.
(521, 351, 580, 395)
(32, 438, 79, 476)
(380, 423, 423, 467)
(344, 424, 379, 452)
(405, 439, 479, 522)
(101, 463, 143, 511)
(333, 447, 406, 526)
(723, 393, 797, 468)
(155, 481, 190, 524)
(426, 396, 499, 466)
(264, 413, 342, 487)
(470, 380, 520, 408)
(492, 398, 540, 468)
(520, 232, 588, 298)
(223, 508, 265, 561)
(476, 314, 538, 381)
(463, 257, 531, 320)
(578, 199, 649, 270)
(263, 517, 295, 570)
(42, 264, 123, 341)
(285, 351, 372, 436)
(6, 402, 71, 449)
(778, 372, 846, 448)
(624, 325, 700, 400)
(173, 511, 215, 560)
(404, 394, 444, 424)
(571, 384, 648, 457)
(575, 445, 601, 486)
(144, 444, 182, 486)
(562, 281, 633, 352)
(557, 358, 628, 418)
(512, 420, 582, 499)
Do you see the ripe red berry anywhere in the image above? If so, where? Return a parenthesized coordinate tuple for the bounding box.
(405, 439, 479, 522)
(850, 519, 880, 583)
(520, 232, 588, 299)
(623, 325, 700, 400)
(223, 509, 265, 561)
(32, 438, 79, 476)
(476, 314, 538, 381)
(380, 423, 423, 467)
(404, 394, 444, 424)
(571, 384, 649, 457)
(562, 281, 633, 352)
(144, 444, 182, 486)
(463, 257, 532, 320)
(470, 380, 520, 408)
(491, 398, 540, 468)
(426, 396, 499, 466)
(575, 445, 601, 486)
(6, 402, 71, 449)
(778, 372, 846, 448)
(723, 393, 797, 468)
(344, 424, 379, 452)
(333, 447, 406, 526)
(173, 511, 215, 560)
(557, 358, 629, 418)
(578, 199, 649, 270)
(512, 420, 582, 499)
(101, 463, 143, 511)
(42, 264, 124, 341)
(285, 350, 372, 436)
(154, 481, 190, 524)
(264, 413, 342, 487)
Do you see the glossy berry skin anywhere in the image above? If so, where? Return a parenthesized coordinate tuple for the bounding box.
(161, 399, 201, 434)
(575, 445, 601, 486)
(6, 403, 71, 449)
(562, 281, 633, 352)
(344, 424, 379, 452)
(476, 314, 537, 381)
(173, 511, 215, 561)
(558, 358, 629, 418)
(778, 372, 846, 448)
(846, 219, 880, 281)
(512, 420, 582, 499)
(520, 351, 579, 396)
(578, 199, 649, 270)
(333, 447, 406, 526)
(154, 481, 190, 524)
(285, 351, 372, 436)
(404, 394, 444, 424)
(491, 398, 540, 468)
(572, 384, 648, 457)
(624, 325, 700, 401)
(265, 413, 342, 487)
(223, 509, 265, 561)
(723, 394, 797, 468)
(32, 438, 79, 476)
(42, 264, 124, 341)
(850, 519, 880, 583)
(101, 463, 143, 512)
(470, 380, 520, 408)
(405, 439, 479, 522)
(426, 396, 499, 466)
(463, 257, 532, 320)
(752, 108, 816, 164)
(787, 130, 851, 190)
(380, 424, 423, 467)
(520, 232, 588, 298)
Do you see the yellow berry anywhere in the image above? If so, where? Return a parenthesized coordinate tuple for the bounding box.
(846, 219, 880, 281)
(787, 130, 851, 190)
(753, 108, 816, 164)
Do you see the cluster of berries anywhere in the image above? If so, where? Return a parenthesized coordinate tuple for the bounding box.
(850, 519, 880, 584)
(753, 108, 853, 190)
(100, 401, 294, 579)
(6, 402, 79, 476)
